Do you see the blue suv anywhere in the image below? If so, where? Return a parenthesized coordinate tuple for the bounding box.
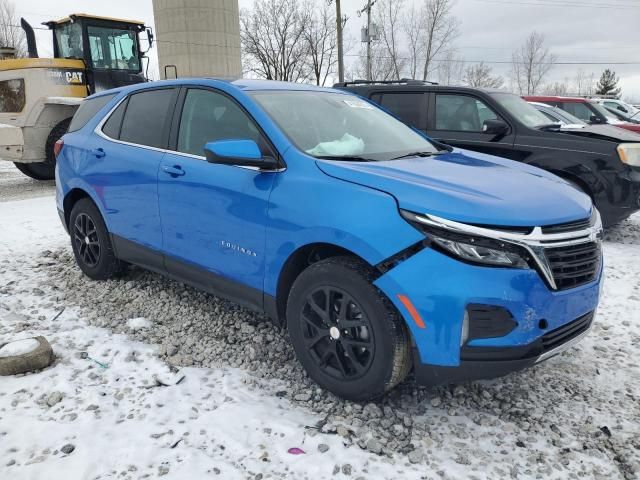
(56, 79, 603, 401)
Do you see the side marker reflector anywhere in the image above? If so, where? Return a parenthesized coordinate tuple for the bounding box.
(397, 294, 426, 329)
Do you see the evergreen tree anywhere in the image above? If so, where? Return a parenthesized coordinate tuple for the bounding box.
(595, 69, 621, 97)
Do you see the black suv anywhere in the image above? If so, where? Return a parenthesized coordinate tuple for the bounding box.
(335, 80, 640, 227)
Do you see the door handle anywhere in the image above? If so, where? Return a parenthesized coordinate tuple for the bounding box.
(91, 148, 105, 158)
(162, 165, 185, 177)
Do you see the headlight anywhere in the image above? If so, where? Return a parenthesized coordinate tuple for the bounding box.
(400, 209, 531, 269)
(617, 143, 640, 167)
(432, 236, 529, 268)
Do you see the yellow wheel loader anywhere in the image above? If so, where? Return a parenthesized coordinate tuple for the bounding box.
(0, 14, 153, 180)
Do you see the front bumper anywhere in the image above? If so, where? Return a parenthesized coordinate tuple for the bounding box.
(599, 167, 640, 226)
(414, 310, 594, 387)
(374, 246, 602, 385)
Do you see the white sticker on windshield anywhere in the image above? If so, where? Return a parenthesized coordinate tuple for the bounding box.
(343, 99, 374, 109)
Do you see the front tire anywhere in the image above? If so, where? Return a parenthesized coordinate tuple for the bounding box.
(69, 198, 123, 280)
(287, 257, 411, 401)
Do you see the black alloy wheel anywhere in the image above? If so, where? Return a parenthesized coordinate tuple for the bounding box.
(301, 286, 375, 381)
(69, 198, 124, 280)
(287, 256, 411, 401)
(73, 213, 101, 267)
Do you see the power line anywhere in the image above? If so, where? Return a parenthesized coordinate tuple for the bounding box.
(7, 24, 49, 31)
(342, 53, 640, 65)
(475, 0, 640, 9)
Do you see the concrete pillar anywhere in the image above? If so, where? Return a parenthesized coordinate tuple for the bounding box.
(152, 0, 242, 79)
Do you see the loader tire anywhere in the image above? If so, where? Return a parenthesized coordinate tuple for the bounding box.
(14, 117, 71, 181)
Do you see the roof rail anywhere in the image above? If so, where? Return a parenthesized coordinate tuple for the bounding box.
(333, 78, 438, 87)
(563, 93, 619, 100)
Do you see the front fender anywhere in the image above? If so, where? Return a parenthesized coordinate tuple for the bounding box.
(263, 158, 423, 296)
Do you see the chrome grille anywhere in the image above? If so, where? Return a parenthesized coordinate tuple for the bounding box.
(541, 217, 592, 235)
(545, 242, 601, 290)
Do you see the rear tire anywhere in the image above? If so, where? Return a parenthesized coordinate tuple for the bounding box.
(69, 198, 123, 280)
(287, 256, 411, 401)
(14, 161, 56, 181)
(13, 117, 71, 181)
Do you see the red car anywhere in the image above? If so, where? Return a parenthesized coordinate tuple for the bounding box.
(523, 96, 640, 134)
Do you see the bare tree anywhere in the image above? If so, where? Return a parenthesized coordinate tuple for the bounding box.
(543, 81, 570, 96)
(350, 42, 396, 82)
(240, 0, 311, 82)
(420, 0, 459, 82)
(304, 3, 338, 86)
(375, 0, 406, 80)
(0, 0, 26, 56)
(437, 49, 464, 85)
(402, 2, 425, 79)
(573, 69, 591, 95)
(511, 31, 556, 95)
(462, 62, 504, 88)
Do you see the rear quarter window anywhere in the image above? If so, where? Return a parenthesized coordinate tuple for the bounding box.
(379, 92, 426, 129)
(68, 93, 116, 132)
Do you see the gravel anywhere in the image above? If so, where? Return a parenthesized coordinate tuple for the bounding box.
(2, 212, 638, 478)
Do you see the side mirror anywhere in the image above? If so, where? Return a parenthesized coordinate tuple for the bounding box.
(146, 27, 154, 49)
(589, 115, 603, 124)
(204, 139, 278, 170)
(617, 106, 627, 113)
(482, 119, 509, 136)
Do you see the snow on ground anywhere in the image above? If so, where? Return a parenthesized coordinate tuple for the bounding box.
(0, 195, 639, 479)
(126, 317, 152, 331)
(0, 338, 40, 358)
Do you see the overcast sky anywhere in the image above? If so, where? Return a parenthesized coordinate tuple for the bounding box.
(15, 0, 640, 101)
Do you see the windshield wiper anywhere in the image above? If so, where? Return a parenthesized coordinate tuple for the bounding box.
(390, 150, 446, 160)
(314, 155, 373, 162)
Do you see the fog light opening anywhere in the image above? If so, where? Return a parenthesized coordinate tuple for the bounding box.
(461, 311, 469, 346)
(539, 319, 549, 330)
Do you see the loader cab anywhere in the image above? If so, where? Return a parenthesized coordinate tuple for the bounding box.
(45, 14, 150, 93)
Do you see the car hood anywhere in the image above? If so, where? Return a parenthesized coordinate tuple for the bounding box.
(316, 150, 592, 227)
(559, 123, 640, 142)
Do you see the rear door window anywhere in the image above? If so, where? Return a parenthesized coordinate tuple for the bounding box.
(68, 93, 116, 132)
(119, 89, 176, 148)
(378, 93, 426, 130)
(435, 94, 498, 132)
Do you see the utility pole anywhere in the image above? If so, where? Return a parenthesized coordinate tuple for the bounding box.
(335, 0, 344, 83)
(359, 0, 375, 81)
(365, 0, 372, 80)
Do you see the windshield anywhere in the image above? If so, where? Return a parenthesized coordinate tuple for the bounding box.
(251, 91, 439, 160)
(491, 93, 551, 128)
(87, 26, 140, 71)
(590, 102, 623, 123)
(55, 22, 83, 59)
(544, 106, 585, 126)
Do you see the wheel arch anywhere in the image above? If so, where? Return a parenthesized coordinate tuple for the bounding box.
(273, 242, 374, 327)
(62, 187, 94, 229)
(548, 169, 595, 200)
